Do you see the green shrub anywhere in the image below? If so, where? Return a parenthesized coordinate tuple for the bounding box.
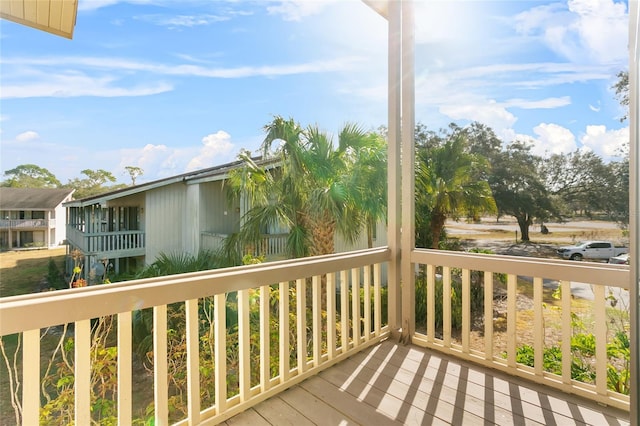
(47, 257, 66, 290)
(415, 268, 485, 331)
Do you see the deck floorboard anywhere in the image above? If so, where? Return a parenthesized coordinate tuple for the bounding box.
(225, 340, 630, 426)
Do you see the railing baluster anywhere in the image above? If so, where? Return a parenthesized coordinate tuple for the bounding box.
(185, 299, 201, 423)
(214, 293, 226, 414)
(533, 277, 544, 376)
(279, 281, 290, 383)
(561, 280, 572, 386)
(22, 329, 40, 426)
(312, 275, 321, 367)
(117, 312, 132, 425)
(351, 268, 361, 347)
(238, 290, 250, 401)
(75, 319, 91, 425)
(427, 264, 435, 343)
(153, 306, 168, 425)
(296, 278, 306, 374)
(593, 285, 607, 397)
(462, 268, 470, 353)
(484, 271, 493, 360)
(363, 265, 371, 341)
(340, 270, 349, 353)
(327, 272, 336, 359)
(374, 263, 381, 337)
(443, 266, 451, 347)
(260, 285, 270, 391)
(507, 274, 517, 368)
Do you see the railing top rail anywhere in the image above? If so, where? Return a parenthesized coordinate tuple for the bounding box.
(64, 229, 145, 236)
(0, 247, 390, 336)
(412, 248, 629, 289)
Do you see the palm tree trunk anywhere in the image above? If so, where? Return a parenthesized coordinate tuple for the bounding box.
(430, 212, 447, 249)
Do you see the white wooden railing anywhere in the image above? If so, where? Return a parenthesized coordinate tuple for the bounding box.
(410, 249, 631, 411)
(201, 232, 289, 258)
(0, 247, 390, 425)
(0, 219, 52, 228)
(66, 226, 145, 255)
(200, 231, 226, 252)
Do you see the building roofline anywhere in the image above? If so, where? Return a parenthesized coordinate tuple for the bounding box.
(64, 156, 274, 207)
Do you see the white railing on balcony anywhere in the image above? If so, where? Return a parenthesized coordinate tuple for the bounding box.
(201, 232, 288, 258)
(0, 247, 390, 425)
(0, 219, 52, 228)
(410, 249, 631, 411)
(200, 231, 227, 252)
(66, 226, 145, 255)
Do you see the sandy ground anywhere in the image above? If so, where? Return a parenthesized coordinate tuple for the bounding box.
(446, 217, 623, 240)
(445, 218, 630, 305)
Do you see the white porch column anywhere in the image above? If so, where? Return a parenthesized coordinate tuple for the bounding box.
(386, 0, 402, 336)
(400, 0, 415, 343)
(184, 183, 201, 256)
(629, 1, 639, 423)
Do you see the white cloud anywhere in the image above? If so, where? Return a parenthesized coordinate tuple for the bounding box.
(440, 100, 517, 140)
(0, 56, 363, 100)
(135, 14, 230, 28)
(503, 96, 571, 109)
(117, 143, 187, 181)
(580, 125, 628, 158)
(267, 0, 336, 21)
(414, 1, 490, 46)
(514, 0, 627, 64)
(77, 0, 155, 12)
(15, 130, 40, 142)
(530, 123, 577, 156)
(186, 131, 235, 171)
(1, 71, 172, 99)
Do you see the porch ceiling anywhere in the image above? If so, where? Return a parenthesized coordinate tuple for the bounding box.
(362, 0, 389, 19)
(0, 0, 77, 39)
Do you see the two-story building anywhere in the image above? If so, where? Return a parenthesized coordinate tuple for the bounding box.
(1, 1, 637, 425)
(0, 187, 74, 250)
(64, 158, 386, 280)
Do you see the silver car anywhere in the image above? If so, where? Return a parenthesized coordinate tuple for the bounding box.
(608, 253, 629, 265)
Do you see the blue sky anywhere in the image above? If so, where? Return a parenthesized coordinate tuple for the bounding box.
(0, 0, 630, 185)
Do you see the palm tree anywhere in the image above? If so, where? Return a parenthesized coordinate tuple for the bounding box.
(226, 116, 380, 260)
(416, 134, 496, 249)
(347, 132, 387, 248)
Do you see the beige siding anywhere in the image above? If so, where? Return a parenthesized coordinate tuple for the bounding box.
(145, 183, 186, 263)
(335, 220, 388, 253)
(200, 181, 240, 235)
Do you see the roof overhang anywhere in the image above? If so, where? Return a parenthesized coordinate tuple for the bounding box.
(0, 0, 78, 39)
(362, 0, 389, 19)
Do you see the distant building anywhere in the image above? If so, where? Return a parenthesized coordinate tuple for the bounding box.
(64, 158, 385, 280)
(0, 187, 75, 250)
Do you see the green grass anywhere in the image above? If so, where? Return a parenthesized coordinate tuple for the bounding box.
(0, 248, 66, 297)
(0, 248, 66, 425)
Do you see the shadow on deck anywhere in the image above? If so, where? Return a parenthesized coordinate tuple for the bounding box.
(226, 340, 630, 426)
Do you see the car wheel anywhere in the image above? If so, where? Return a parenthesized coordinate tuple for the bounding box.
(570, 253, 583, 261)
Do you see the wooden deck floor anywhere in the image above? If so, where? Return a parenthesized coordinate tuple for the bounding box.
(225, 339, 630, 426)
